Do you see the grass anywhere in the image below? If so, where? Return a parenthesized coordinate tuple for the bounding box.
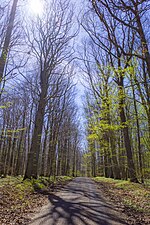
(0, 175, 73, 200)
(93, 177, 150, 214)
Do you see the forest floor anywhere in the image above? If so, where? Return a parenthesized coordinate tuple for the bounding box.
(0, 176, 150, 225)
(0, 176, 72, 225)
(93, 177, 150, 225)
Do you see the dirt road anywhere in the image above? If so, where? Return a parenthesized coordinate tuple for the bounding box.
(29, 177, 128, 225)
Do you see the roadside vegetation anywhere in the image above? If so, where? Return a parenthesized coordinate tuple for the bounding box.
(94, 177, 150, 225)
(0, 176, 73, 225)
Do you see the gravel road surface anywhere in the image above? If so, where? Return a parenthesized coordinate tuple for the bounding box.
(29, 177, 128, 225)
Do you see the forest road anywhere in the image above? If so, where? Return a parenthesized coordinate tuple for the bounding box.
(29, 177, 128, 225)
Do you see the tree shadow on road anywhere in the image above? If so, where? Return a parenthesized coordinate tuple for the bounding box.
(31, 188, 129, 225)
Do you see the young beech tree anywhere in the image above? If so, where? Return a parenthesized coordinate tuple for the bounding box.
(79, 38, 123, 178)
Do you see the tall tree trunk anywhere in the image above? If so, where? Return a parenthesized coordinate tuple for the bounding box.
(4, 136, 12, 176)
(131, 78, 144, 183)
(109, 135, 121, 179)
(134, 5, 150, 80)
(56, 139, 62, 176)
(24, 75, 48, 179)
(72, 146, 76, 177)
(105, 85, 121, 179)
(118, 77, 138, 182)
(15, 110, 26, 176)
(40, 114, 50, 176)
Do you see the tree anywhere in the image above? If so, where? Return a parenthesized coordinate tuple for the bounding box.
(0, 0, 18, 85)
(91, 0, 150, 135)
(24, 0, 77, 179)
(79, 0, 150, 182)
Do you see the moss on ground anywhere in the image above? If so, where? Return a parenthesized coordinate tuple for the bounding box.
(0, 175, 73, 225)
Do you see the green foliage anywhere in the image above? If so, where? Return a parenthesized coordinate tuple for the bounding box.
(88, 133, 98, 140)
(0, 102, 12, 109)
(85, 57, 149, 181)
(0, 128, 27, 140)
(16, 180, 34, 192)
(143, 168, 150, 179)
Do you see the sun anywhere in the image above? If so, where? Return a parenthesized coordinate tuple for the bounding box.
(29, 0, 43, 15)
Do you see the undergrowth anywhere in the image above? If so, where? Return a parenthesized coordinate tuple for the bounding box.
(0, 175, 73, 225)
(93, 177, 150, 225)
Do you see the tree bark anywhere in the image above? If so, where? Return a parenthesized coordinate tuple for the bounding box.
(131, 78, 144, 183)
(24, 73, 48, 179)
(118, 77, 138, 182)
(15, 110, 26, 176)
